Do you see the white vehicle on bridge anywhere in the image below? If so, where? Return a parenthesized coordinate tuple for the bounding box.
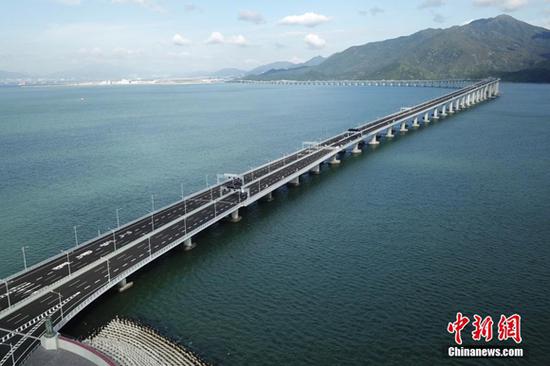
(76, 250, 93, 260)
(99, 240, 113, 247)
(52, 262, 71, 271)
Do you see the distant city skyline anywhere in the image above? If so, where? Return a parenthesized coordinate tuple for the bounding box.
(1, 0, 549, 77)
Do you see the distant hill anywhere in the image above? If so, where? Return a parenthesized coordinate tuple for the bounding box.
(245, 56, 326, 76)
(246, 15, 550, 82)
(209, 68, 247, 78)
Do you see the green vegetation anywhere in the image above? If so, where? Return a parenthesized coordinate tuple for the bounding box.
(245, 15, 550, 82)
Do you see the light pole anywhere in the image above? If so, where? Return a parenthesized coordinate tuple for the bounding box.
(1, 280, 11, 309)
(21, 246, 29, 270)
(111, 229, 117, 251)
(73, 225, 79, 247)
(151, 194, 155, 231)
(60, 250, 71, 276)
(148, 236, 152, 258)
(50, 290, 63, 319)
(0, 342, 14, 366)
(106, 259, 111, 282)
(116, 208, 121, 228)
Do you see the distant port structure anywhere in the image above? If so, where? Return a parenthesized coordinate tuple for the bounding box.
(0, 78, 500, 365)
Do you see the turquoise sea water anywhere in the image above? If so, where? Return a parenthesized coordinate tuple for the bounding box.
(0, 83, 549, 365)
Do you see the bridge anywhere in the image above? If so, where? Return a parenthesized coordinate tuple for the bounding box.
(0, 78, 500, 365)
(231, 78, 478, 89)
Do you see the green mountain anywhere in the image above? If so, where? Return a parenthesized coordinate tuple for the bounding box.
(246, 15, 550, 82)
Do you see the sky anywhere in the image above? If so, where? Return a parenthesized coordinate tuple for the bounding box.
(1, 0, 550, 77)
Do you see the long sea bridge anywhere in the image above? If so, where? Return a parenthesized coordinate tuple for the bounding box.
(0, 78, 500, 365)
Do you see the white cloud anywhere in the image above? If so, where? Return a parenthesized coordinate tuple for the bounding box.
(78, 47, 103, 57)
(418, 0, 446, 9)
(279, 12, 331, 27)
(359, 7, 385, 16)
(54, 0, 81, 5)
(111, 0, 164, 12)
(228, 35, 248, 46)
(205, 32, 249, 46)
(173, 33, 191, 46)
(433, 13, 446, 23)
(472, 0, 529, 11)
(290, 56, 305, 64)
(206, 31, 225, 44)
(304, 33, 326, 49)
(238, 10, 265, 24)
(184, 3, 197, 12)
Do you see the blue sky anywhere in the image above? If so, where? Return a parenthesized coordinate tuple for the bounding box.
(1, 0, 549, 76)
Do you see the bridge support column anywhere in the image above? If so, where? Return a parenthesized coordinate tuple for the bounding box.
(351, 143, 362, 154)
(288, 176, 300, 186)
(264, 191, 274, 202)
(368, 135, 380, 145)
(400, 122, 408, 132)
(183, 238, 196, 251)
(329, 155, 341, 165)
(412, 117, 420, 128)
(441, 105, 447, 117)
(423, 112, 430, 124)
(310, 164, 321, 174)
(386, 128, 394, 138)
(118, 277, 133, 293)
(229, 209, 242, 222)
(448, 102, 454, 114)
(433, 108, 439, 120)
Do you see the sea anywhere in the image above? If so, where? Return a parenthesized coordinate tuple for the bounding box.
(0, 82, 549, 365)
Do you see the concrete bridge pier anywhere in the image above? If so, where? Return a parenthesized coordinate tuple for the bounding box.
(412, 117, 420, 128)
(264, 191, 274, 202)
(329, 154, 341, 165)
(433, 108, 439, 120)
(386, 128, 394, 138)
(400, 122, 408, 132)
(423, 112, 430, 124)
(441, 105, 447, 117)
(310, 164, 321, 174)
(288, 176, 300, 186)
(448, 102, 454, 114)
(229, 209, 242, 222)
(117, 278, 133, 293)
(368, 135, 380, 145)
(183, 238, 196, 251)
(351, 143, 362, 154)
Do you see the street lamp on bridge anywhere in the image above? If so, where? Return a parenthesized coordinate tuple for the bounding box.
(1, 280, 11, 309)
(50, 290, 63, 319)
(21, 246, 29, 270)
(73, 225, 79, 247)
